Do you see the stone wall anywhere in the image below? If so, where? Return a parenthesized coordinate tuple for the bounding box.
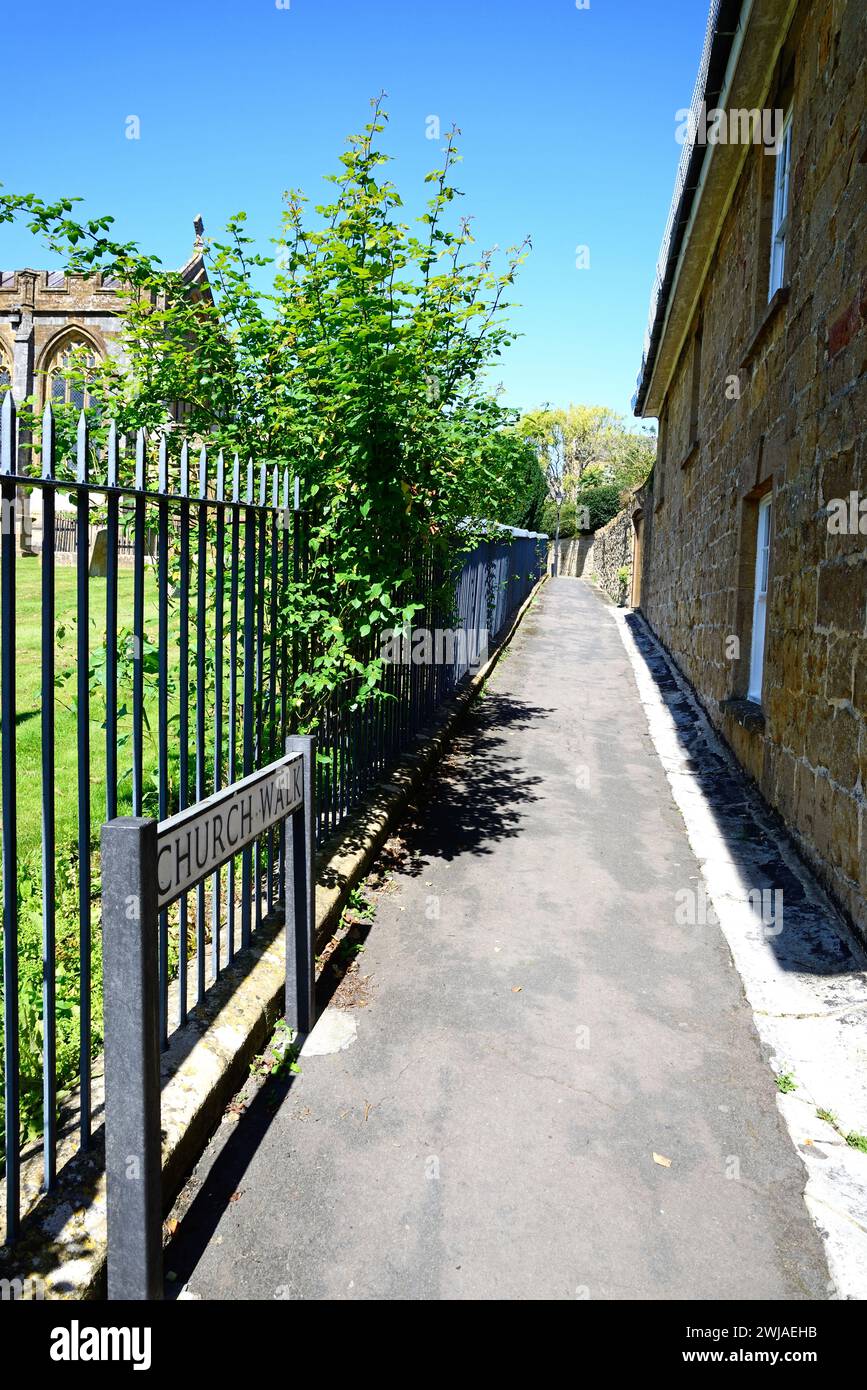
(594, 502, 639, 605)
(0, 270, 130, 548)
(637, 0, 867, 939)
(0, 254, 205, 410)
(549, 534, 594, 578)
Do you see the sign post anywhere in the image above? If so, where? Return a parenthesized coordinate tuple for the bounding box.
(101, 817, 162, 1301)
(285, 735, 316, 1035)
(102, 744, 315, 1300)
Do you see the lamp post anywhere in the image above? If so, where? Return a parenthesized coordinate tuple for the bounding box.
(551, 485, 564, 577)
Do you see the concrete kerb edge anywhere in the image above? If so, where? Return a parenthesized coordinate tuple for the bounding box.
(585, 575, 622, 609)
(0, 575, 547, 1301)
(612, 603, 867, 1301)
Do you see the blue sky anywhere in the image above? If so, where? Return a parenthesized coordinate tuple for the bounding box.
(1, 0, 708, 422)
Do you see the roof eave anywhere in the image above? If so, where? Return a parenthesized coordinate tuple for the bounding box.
(632, 0, 747, 418)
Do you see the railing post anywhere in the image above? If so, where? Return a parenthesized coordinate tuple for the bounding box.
(101, 816, 162, 1301)
(285, 736, 317, 1037)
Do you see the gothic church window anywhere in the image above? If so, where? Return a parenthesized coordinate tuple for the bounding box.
(45, 336, 100, 410)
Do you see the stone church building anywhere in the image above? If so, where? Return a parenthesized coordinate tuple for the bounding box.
(631, 0, 866, 938)
(0, 225, 207, 548)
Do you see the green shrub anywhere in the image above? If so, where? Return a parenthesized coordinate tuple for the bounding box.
(575, 483, 623, 532)
(2, 102, 539, 728)
(543, 483, 624, 536)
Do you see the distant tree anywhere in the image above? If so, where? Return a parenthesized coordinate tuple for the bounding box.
(521, 403, 656, 535)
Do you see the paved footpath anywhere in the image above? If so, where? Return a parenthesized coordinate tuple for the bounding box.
(172, 579, 830, 1300)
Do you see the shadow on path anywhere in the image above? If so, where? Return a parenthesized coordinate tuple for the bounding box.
(163, 690, 551, 1294)
(398, 692, 551, 865)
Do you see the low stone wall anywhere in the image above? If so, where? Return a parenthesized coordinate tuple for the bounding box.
(548, 534, 594, 578)
(594, 505, 636, 605)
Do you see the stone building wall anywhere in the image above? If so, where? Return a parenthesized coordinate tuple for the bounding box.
(0, 269, 129, 407)
(637, 0, 867, 939)
(0, 270, 130, 546)
(0, 239, 206, 550)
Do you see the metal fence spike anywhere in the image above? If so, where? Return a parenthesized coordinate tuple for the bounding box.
(76, 411, 88, 484)
(135, 429, 146, 491)
(41, 401, 56, 480)
(1, 390, 16, 475)
(106, 420, 119, 488)
(158, 434, 169, 493)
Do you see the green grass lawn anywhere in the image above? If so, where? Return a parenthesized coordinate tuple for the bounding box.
(12, 557, 163, 864)
(2, 551, 294, 1164)
(3, 558, 195, 1156)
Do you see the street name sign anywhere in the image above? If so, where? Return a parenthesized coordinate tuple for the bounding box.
(156, 752, 303, 908)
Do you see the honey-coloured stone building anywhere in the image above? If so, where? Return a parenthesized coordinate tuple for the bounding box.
(632, 0, 867, 939)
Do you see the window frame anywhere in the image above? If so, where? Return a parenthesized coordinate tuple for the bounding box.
(0, 338, 12, 394)
(687, 315, 703, 455)
(45, 336, 100, 411)
(768, 110, 793, 300)
(747, 494, 772, 703)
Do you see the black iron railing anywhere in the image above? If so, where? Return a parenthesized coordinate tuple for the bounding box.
(0, 390, 546, 1242)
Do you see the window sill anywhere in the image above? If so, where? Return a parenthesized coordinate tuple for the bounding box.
(679, 439, 700, 470)
(739, 286, 790, 370)
(720, 697, 766, 733)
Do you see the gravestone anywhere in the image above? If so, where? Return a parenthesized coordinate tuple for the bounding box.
(89, 527, 108, 577)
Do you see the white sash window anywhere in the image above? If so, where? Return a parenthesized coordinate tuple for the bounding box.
(769, 112, 792, 299)
(748, 495, 772, 703)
